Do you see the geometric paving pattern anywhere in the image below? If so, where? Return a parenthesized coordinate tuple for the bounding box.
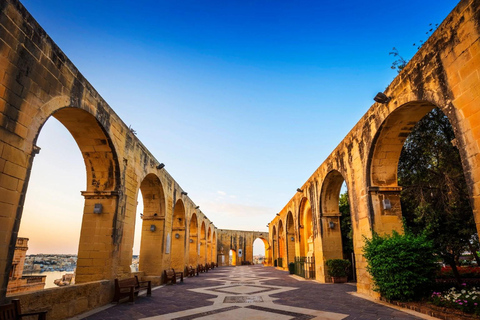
(83, 265, 432, 320)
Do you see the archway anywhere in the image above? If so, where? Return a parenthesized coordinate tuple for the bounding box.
(212, 231, 217, 265)
(15, 107, 120, 286)
(199, 222, 206, 265)
(298, 198, 313, 257)
(272, 226, 277, 266)
(320, 170, 350, 281)
(368, 103, 478, 282)
(188, 214, 198, 266)
(171, 199, 186, 272)
(207, 227, 212, 264)
(137, 174, 166, 276)
(286, 212, 295, 265)
(253, 238, 268, 264)
(229, 249, 237, 266)
(278, 220, 285, 268)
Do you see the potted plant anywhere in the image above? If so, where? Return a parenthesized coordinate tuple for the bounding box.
(326, 259, 351, 283)
(288, 262, 295, 274)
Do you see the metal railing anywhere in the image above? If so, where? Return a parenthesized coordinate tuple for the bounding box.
(294, 256, 315, 279)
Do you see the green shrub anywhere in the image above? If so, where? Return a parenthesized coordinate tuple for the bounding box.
(325, 259, 351, 277)
(363, 231, 438, 301)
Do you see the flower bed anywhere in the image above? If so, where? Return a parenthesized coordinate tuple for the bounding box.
(437, 266, 480, 279)
(430, 284, 480, 316)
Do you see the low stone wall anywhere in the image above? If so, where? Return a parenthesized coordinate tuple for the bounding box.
(9, 280, 113, 320)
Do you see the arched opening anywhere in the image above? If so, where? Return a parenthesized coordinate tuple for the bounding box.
(207, 227, 212, 264)
(278, 220, 285, 268)
(229, 249, 237, 266)
(137, 174, 166, 276)
(369, 103, 478, 284)
(253, 238, 268, 264)
(286, 212, 295, 265)
(272, 226, 277, 265)
(320, 170, 353, 281)
(298, 198, 314, 257)
(199, 222, 206, 266)
(9, 107, 120, 295)
(212, 231, 217, 265)
(171, 199, 186, 272)
(188, 214, 198, 267)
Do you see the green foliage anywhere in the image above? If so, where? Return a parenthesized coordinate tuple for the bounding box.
(363, 231, 439, 301)
(325, 259, 351, 277)
(398, 108, 477, 272)
(389, 47, 407, 73)
(339, 191, 354, 256)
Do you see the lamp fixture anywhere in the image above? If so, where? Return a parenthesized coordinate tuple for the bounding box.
(290, 236, 294, 241)
(175, 233, 180, 239)
(178, 218, 182, 223)
(181, 191, 188, 196)
(276, 213, 280, 216)
(156, 163, 165, 170)
(195, 206, 200, 209)
(189, 239, 194, 243)
(382, 198, 392, 210)
(373, 92, 391, 104)
(150, 225, 156, 232)
(296, 188, 303, 193)
(328, 221, 335, 229)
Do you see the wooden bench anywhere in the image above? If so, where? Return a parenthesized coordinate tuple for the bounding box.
(113, 276, 152, 303)
(164, 269, 183, 284)
(0, 299, 47, 320)
(187, 265, 198, 277)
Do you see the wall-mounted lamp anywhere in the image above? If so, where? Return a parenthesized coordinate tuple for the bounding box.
(154, 213, 158, 217)
(210, 222, 213, 224)
(276, 213, 280, 216)
(175, 233, 180, 239)
(382, 198, 392, 210)
(93, 203, 103, 214)
(328, 221, 335, 229)
(156, 163, 165, 169)
(195, 206, 200, 209)
(296, 188, 303, 193)
(189, 239, 194, 243)
(373, 92, 391, 104)
(178, 218, 182, 223)
(150, 225, 156, 232)
(290, 236, 294, 241)
(181, 191, 188, 196)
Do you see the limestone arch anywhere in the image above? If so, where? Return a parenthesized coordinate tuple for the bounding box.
(200, 221, 206, 265)
(319, 170, 348, 275)
(229, 249, 237, 266)
(277, 220, 285, 267)
(298, 198, 313, 257)
(138, 173, 166, 276)
(207, 226, 212, 264)
(26, 106, 121, 283)
(171, 199, 186, 271)
(272, 226, 277, 263)
(286, 211, 296, 264)
(253, 237, 269, 264)
(188, 213, 198, 266)
(212, 231, 217, 264)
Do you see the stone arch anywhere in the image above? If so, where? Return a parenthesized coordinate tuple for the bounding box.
(272, 226, 277, 262)
(367, 101, 445, 234)
(23, 106, 121, 284)
(138, 173, 166, 276)
(254, 237, 269, 264)
(171, 199, 186, 271)
(278, 220, 285, 267)
(229, 249, 237, 266)
(212, 231, 217, 264)
(207, 226, 212, 264)
(188, 213, 198, 266)
(318, 170, 348, 279)
(286, 211, 295, 264)
(200, 221, 206, 265)
(298, 198, 313, 257)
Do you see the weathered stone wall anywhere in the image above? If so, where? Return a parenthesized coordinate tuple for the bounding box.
(0, 0, 220, 315)
(217, 229, 269, 266)
(269, 0, 480, 297)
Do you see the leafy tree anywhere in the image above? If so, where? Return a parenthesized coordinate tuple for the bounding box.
(398, 107, 478, 283)
(339, 191, 353, 257)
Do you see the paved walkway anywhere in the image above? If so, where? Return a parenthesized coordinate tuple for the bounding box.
(80, 266, 437, 320)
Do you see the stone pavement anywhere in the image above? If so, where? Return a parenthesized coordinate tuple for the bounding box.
(79, 266, 437, 320)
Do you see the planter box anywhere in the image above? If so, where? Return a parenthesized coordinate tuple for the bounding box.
(331, 276, 347, 283)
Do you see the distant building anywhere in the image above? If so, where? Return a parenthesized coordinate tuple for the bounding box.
(7, 237, 46, 295)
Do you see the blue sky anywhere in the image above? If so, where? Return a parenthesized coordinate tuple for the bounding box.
(17, 0, 458, 254)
